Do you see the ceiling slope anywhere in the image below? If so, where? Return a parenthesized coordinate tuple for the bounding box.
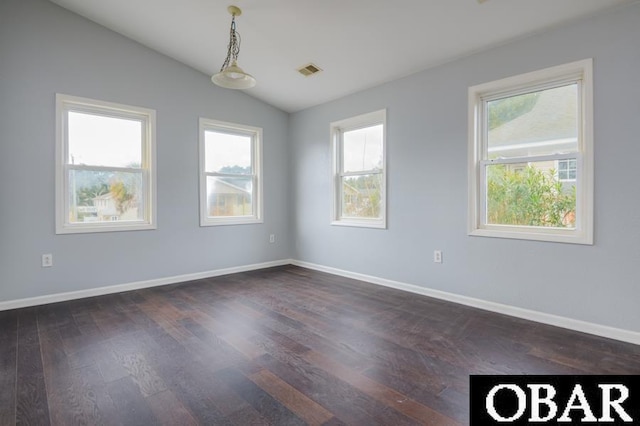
(49, 0, 635, 112)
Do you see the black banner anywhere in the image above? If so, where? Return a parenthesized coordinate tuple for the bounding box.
(470, 375, 640, 425)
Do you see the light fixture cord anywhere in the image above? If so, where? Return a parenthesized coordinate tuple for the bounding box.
(220, 14, 241, 71)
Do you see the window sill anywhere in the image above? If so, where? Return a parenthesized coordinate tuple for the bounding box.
(200, 217, 263, 227)
(331, 219, 386, 229)
(469, 227, 592, 245)
(56, 221, 156, 235)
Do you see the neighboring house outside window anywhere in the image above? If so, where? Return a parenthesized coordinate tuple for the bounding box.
(331, 109, 387, 229)
(558, 158, 577, 181)
(468, 59, 593, 244)
(55, 94, 156, 234)
(199, 118, 262, 226)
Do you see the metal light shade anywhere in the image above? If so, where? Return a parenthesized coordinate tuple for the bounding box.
(212, 60, 256, 89)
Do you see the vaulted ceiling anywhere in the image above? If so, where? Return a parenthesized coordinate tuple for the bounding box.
(49, 0, 635, 112)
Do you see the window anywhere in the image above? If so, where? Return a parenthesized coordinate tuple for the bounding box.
(557, 159, 577, 181)
(331, 109, 386, 228)
(468, 59, 593, 244)
(55, 94, 156, 234)
(199, 118, 262, 226)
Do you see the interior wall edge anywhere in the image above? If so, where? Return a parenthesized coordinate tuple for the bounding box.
(290, 260, 640, 346)
(0, 259, 293, 312)
(3, 258, 638, 346)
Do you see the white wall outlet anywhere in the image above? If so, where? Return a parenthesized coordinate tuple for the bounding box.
(269, 234, 275, 243)
(42, 254, 53, 268)
(433, 250, 442, 263)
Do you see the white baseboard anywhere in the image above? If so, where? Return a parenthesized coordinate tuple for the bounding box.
(3, 258, 638, 346)
(291, 260, 640, 346)
(0, 259, 292, 312)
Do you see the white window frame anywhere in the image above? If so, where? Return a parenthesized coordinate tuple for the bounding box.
(330, 109, 387, 229)
(55, 94, 157, 234)
(199, 118, 263, 226)
(468, 59, 593, 245)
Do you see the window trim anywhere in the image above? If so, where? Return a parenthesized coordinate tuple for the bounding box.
(199, 118, 263, 226)
(55, 93, 157, 234)
(467, 59, 594, 244)
(330, 109, 387, 229)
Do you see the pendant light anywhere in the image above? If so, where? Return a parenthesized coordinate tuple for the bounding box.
(212, 5, 256, 90)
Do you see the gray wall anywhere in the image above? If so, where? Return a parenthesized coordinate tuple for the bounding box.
(0, 0, 291, 301)
(2, 0, 639, 334)
(290, 3, 640, 332)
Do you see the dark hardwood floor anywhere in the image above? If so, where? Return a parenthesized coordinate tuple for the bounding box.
(1, 265, 639, 425)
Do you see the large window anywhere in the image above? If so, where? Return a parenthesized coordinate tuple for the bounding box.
(331, 110, 386, 228)
(468, 59, 593, 244)
(199, 118, 262, 226)
(55, 94, 156, 234)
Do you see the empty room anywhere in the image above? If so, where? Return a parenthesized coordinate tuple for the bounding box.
(1, 0, 640, 424)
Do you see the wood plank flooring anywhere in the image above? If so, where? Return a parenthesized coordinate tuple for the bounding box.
(1, 265, 639, 425)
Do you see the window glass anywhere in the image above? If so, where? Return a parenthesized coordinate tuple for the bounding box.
(487, 84, 578, 159)
(341, 174, 383, 219)
(68, 170, 144, 224)
(342, 125, 383, 173)
(486, 162, 576, 228)
(68, 112, 142, 168)
(204, 131, 252, 174)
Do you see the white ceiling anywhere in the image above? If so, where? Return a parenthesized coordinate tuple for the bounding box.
(49, 0, 634, 113)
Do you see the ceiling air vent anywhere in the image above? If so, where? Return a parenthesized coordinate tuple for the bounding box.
(297, 63, 322, 77)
